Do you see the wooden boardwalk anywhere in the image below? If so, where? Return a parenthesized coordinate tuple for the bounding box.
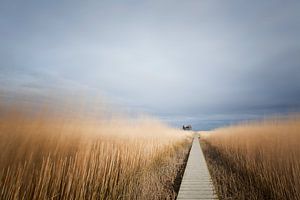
(177, 135, 217, 200)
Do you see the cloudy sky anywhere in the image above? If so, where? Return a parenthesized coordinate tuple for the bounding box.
(1, 0, 300, 130)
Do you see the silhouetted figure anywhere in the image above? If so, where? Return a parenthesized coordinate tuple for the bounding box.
(182, 125, 192, 130)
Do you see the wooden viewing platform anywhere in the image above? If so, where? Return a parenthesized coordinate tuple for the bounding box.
(177, 135, 217, 200)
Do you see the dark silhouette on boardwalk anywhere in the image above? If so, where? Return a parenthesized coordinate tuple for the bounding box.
(183, 125, 192, 130)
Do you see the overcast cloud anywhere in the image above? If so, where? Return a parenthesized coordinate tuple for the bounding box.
(1, 0, 300, 129)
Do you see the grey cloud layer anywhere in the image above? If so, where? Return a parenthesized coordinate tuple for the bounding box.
(1, 0, 300, 129)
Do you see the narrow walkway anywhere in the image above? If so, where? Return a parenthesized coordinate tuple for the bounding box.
(177, 135, 217, 200)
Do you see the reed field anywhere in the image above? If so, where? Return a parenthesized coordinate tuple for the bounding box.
(201, 116, 300, 200)
(0, 103, 192, 200)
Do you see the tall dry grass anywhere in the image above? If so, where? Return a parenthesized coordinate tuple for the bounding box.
(0, 104, 191, 200)
(201, 116, 300, 200)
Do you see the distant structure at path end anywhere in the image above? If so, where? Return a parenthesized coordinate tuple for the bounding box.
(182, 125, 192, 130)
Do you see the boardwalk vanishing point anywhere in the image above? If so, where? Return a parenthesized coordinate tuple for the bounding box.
(177, 134, 218, 200)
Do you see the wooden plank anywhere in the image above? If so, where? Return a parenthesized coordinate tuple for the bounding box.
(177, 135, 217, 200)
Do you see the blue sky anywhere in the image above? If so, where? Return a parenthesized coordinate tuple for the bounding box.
(1, 0, 300, 130)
